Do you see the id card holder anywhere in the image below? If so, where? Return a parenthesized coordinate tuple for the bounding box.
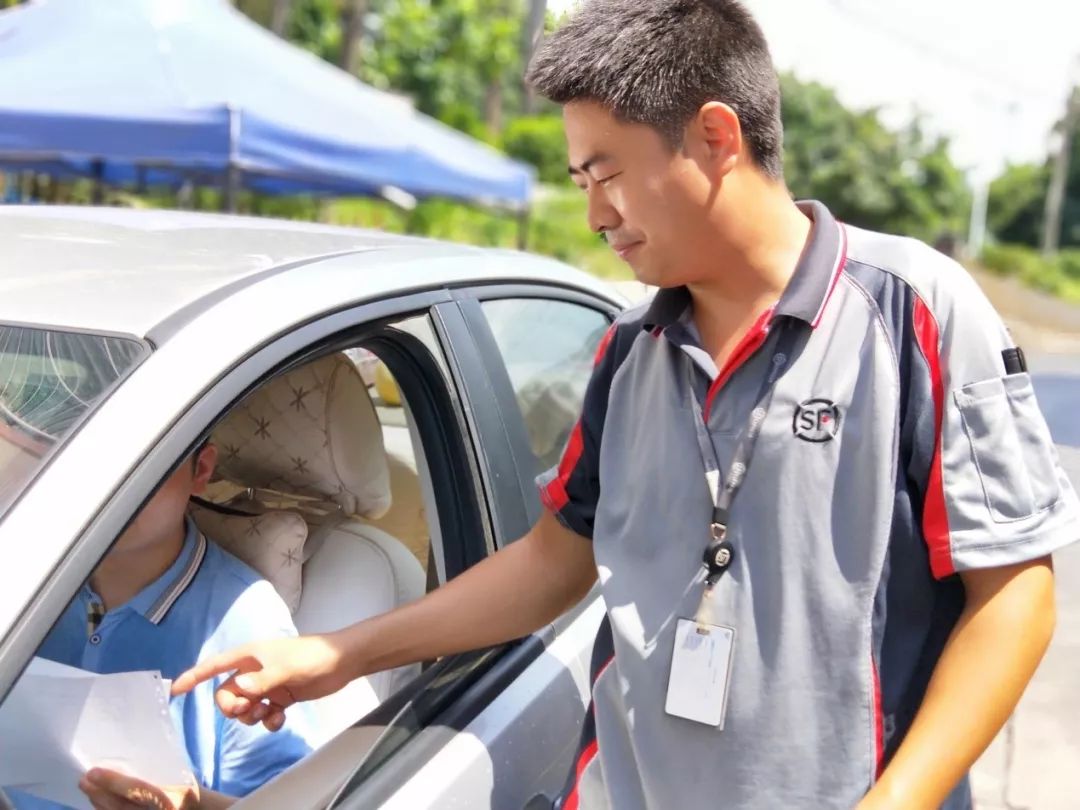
(664, 618, 735, 728)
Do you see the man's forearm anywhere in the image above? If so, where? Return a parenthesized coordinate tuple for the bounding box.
(330, 510, 597, 682)
(860, 558, 1055, 809)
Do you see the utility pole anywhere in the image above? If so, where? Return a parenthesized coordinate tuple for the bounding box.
(1042, 58, 1080, 257)
(521, 0, 548, 114)
(270, 0, 292, 36)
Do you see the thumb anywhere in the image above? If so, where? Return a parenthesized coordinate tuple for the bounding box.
(216, 667, 296, 719)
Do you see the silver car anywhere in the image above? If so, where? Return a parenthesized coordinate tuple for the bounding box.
(0, 207, 623, 809)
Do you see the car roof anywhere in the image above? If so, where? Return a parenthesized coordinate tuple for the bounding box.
(0, 206, 618, 338)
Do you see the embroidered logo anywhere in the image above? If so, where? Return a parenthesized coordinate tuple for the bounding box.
(793, 398, 841, 443)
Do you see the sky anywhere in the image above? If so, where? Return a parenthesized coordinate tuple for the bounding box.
(546, 0, 1080, 179)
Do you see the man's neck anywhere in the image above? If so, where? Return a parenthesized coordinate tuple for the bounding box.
(687, 191, 812, 358)
(89, 525, 187, 611)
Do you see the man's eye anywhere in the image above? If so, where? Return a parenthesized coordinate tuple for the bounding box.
(598, 172, 622, 185)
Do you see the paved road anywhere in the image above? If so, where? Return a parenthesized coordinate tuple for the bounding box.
(972, 354, 1080, 810)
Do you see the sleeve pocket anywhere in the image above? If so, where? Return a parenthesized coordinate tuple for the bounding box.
(954, 373, 1062, 522)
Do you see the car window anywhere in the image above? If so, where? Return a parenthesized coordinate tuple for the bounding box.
(480, 298, 611, 473)
(0, 308, 492, 807)
(0, 324, 144, 520)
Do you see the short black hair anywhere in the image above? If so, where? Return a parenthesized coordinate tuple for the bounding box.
(527, 0, 784, 179)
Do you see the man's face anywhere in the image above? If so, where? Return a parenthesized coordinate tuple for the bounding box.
(109, 445, 217, 557)
(564, 100, 720, 288)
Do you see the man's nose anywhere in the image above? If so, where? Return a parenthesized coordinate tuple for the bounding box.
(586, 186, 621, 235)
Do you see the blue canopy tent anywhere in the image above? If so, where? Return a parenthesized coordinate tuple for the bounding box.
(0, 0, 533, 214)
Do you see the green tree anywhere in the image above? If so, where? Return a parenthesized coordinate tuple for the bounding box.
(360, 0, 526, 138)
(988, 99, 1080, 250)
(780, 74, 970, 243)
(988, 163, 1049, 247)
(285, 0, 343, 64)
(503, 115, 567, 184)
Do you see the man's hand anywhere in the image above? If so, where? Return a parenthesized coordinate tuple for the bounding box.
(861, 556, 1056, 809)
(175, 510, 596, 732)
(171, 633, 351, 731)
(79, 769, 199, 810)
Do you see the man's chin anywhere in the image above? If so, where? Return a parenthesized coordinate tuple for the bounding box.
(627, 262, 668, 289)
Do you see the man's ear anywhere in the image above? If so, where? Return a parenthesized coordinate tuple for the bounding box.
(191, 444, 218, 494)
(691, 101, 743, 180)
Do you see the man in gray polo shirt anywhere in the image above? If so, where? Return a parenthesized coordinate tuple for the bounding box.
(176, 1, 1080, 807)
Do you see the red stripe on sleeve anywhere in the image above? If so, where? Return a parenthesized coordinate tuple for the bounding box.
(540, 324, 617, 513)
(913, 297, 954, 578)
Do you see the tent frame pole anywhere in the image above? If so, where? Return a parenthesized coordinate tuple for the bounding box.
(516, 206, 530, 251)
(224, 164, 240, 213)
(91, 159, 105, 205)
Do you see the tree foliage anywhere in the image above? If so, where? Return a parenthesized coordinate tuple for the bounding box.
(988, 110, 1080, 250)
(240, 6, 984, 258)
(780, 74, 970, 244)
(360, 0, 525, 137)
(503, 115, 567, 184)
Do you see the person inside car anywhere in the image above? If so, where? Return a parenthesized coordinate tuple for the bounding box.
(11, 441, 315, 810)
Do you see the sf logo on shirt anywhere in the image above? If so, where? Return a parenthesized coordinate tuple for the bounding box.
(793, 398, 841, 442)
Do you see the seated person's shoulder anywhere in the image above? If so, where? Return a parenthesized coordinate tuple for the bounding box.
(193, 538, 299, 651)
(186, 539, 321, 785)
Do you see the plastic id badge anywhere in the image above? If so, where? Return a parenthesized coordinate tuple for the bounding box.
(664, 618, 735, 728)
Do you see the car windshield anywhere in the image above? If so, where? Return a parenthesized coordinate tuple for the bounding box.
(0, 324, 144, 521)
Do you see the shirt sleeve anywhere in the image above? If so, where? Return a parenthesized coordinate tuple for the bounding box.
(211, 581, 317, 797)
(536, 323, 622, 540)
(912, 257, 1080, 579)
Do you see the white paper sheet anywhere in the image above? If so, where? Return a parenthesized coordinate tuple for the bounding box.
(0, 658, 193, 809)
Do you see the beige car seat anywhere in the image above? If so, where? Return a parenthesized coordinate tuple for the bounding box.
(196, 353, 426, 747)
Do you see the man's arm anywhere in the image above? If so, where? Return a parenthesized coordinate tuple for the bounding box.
(172, 509, 597, 728)
(859, 556, 1056, 809)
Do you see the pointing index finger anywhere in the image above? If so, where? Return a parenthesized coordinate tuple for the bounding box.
(171, 649, 256, 696)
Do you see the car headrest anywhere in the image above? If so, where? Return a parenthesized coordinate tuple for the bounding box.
(212, 353, 391, 519)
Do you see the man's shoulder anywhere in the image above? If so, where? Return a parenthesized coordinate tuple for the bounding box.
(185, 539, 295, 632)
(197, 537, 268, 591)
(842, 224, 981, 307)
(177, 540, 295, 652)
(602, 298, 655, 365)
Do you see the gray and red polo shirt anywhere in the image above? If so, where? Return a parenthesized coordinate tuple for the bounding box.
(538, 201, 1080, 809)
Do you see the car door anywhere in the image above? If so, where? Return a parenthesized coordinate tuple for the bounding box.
(328, 285, 621, 810)
(0, 272, 623, 810)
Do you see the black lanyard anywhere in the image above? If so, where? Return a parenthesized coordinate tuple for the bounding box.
(686, 320, 801, 591)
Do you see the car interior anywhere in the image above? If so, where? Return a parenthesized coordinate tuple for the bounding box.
(189, 346, 438, 750)
(0, 331, 450, 808)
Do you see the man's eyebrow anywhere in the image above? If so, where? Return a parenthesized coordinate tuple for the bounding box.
(568, 153, 614, 176)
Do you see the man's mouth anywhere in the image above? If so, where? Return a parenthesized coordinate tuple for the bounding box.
(609, 241, 643, 259)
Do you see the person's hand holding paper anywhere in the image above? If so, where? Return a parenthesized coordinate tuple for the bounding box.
(0, 659, 194, 810)
(78, 768, 200, 810)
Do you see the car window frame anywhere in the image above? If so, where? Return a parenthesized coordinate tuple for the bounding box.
(455, 285, 620, 531)
(0, 280, 624, 809)
(328, 284, 621, 808)
(0, 290, 459, 699)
